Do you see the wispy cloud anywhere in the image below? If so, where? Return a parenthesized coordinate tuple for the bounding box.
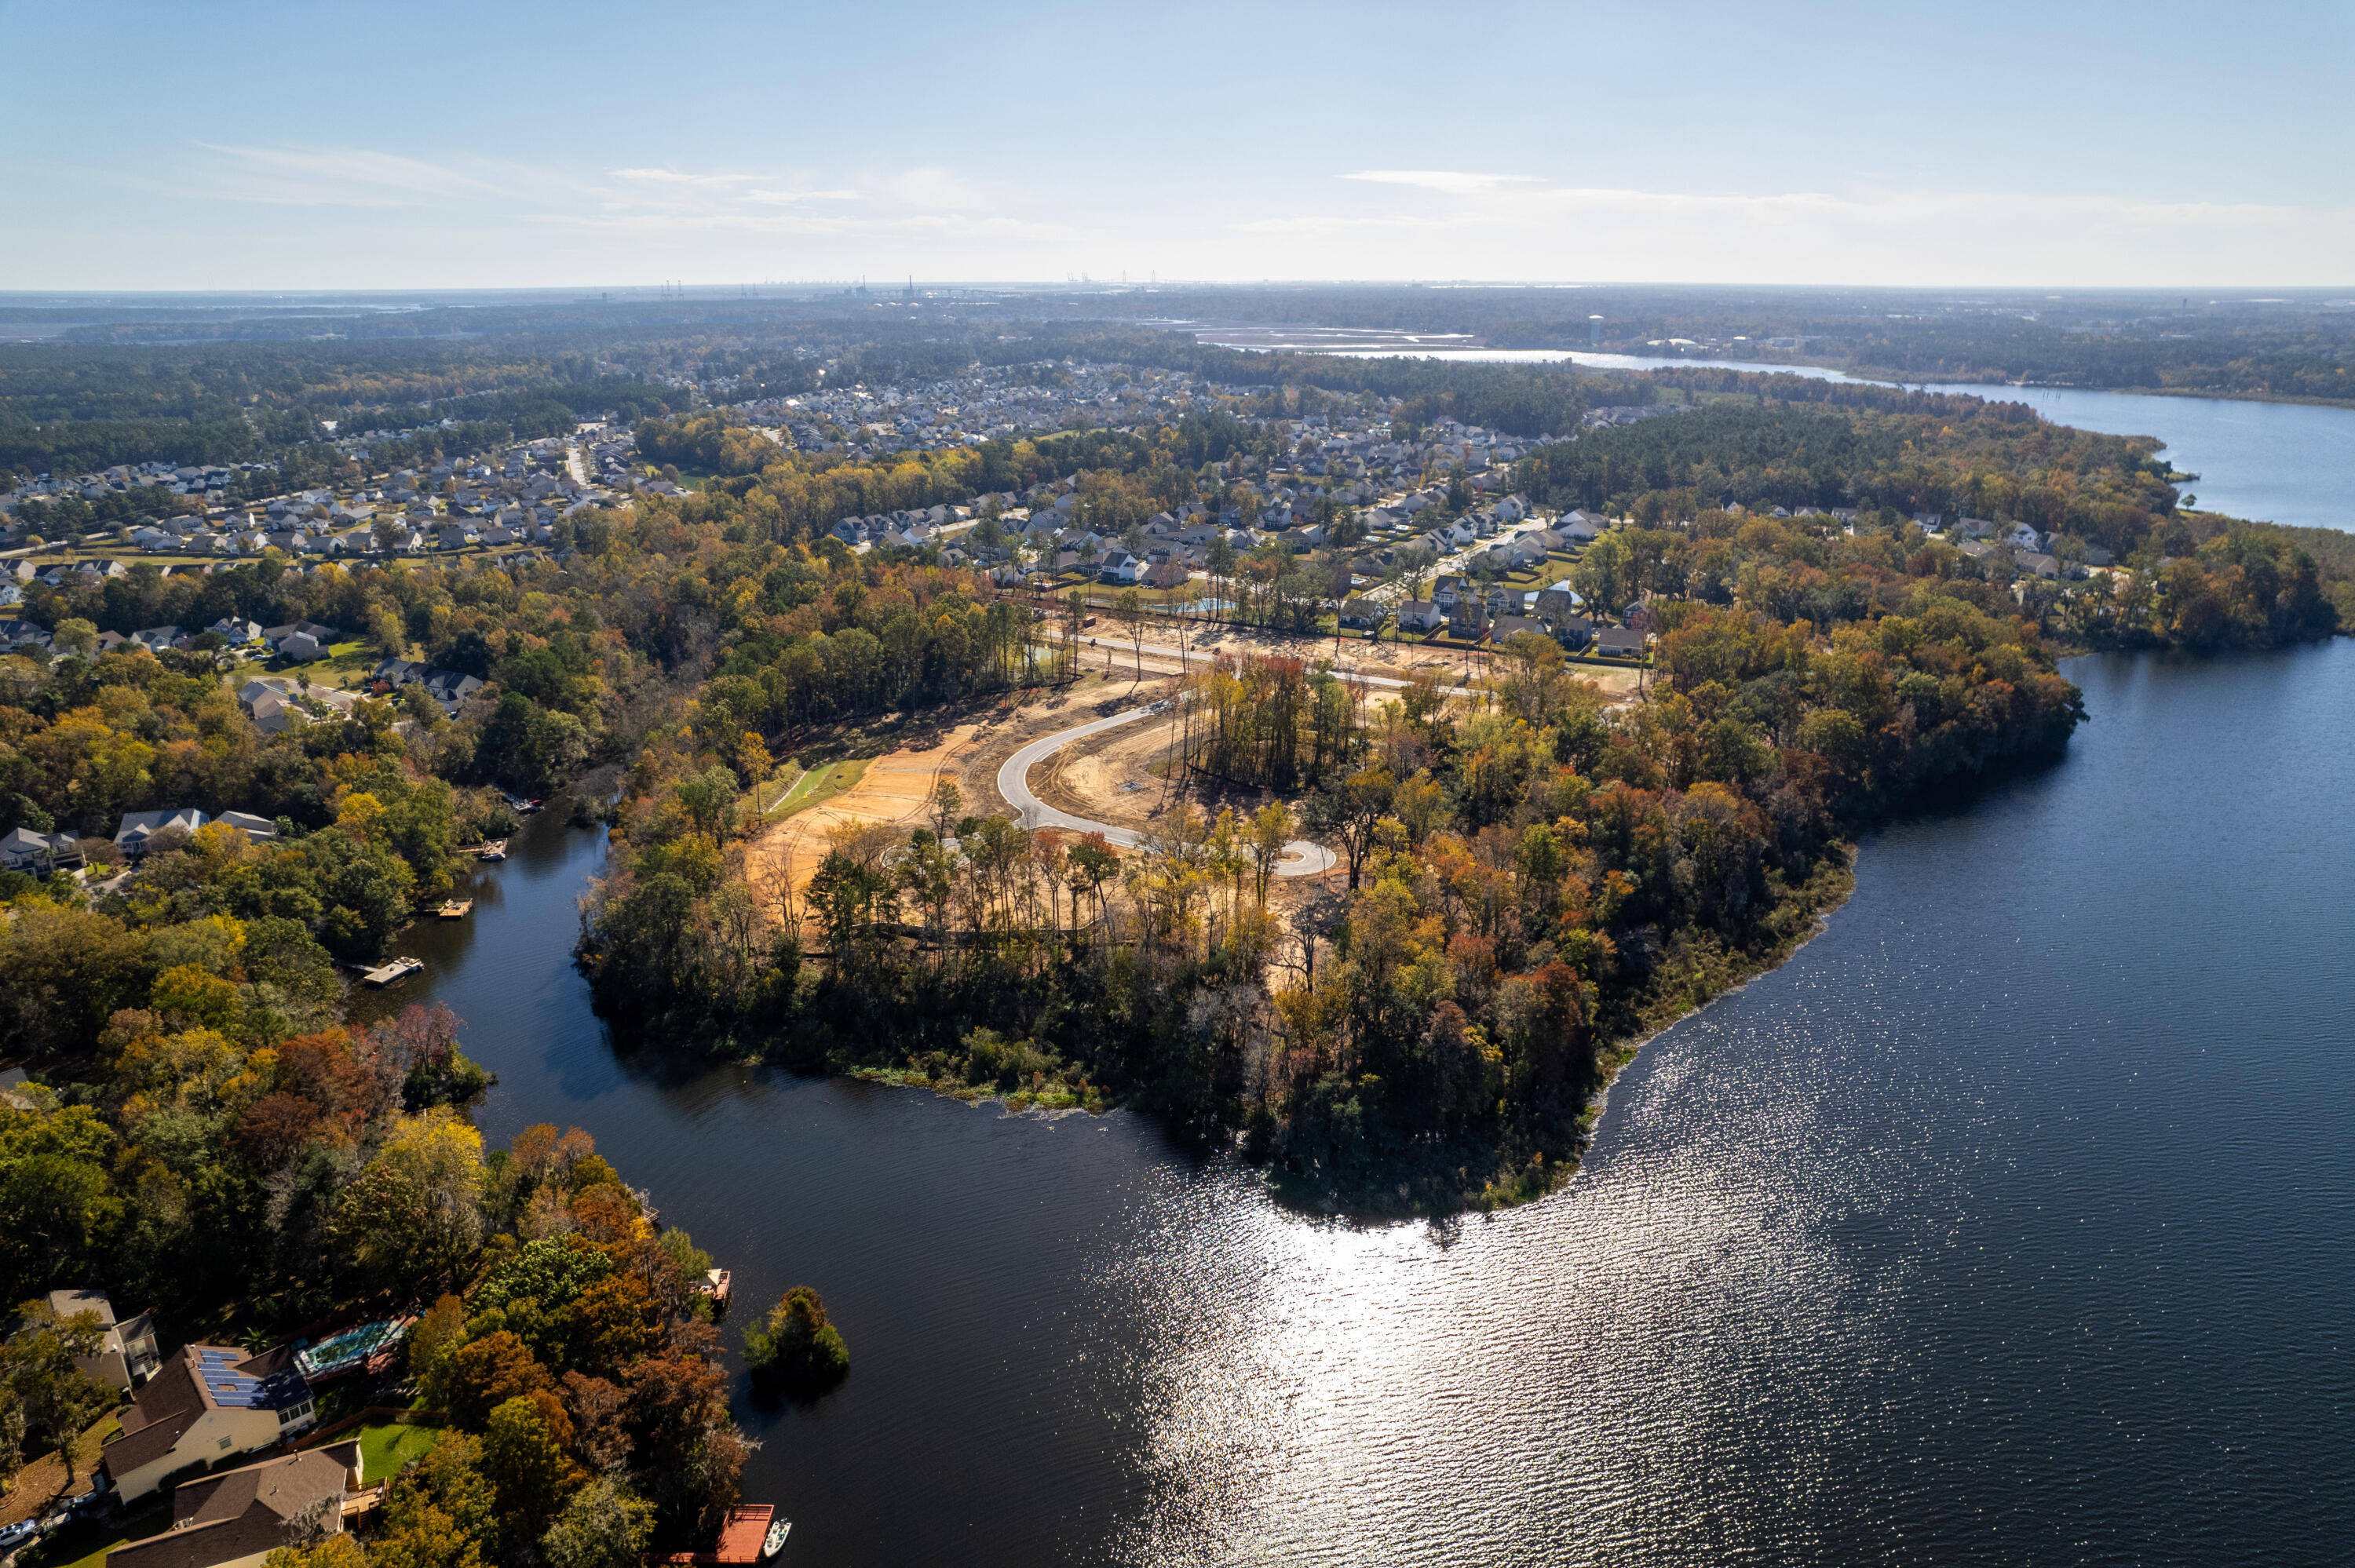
(1343, 170, 1543, 194)
(197, 144, 520, 206)
(886, 166, 982, 210)
(608, 168, 768, 188)
(741, 188, 863, 206)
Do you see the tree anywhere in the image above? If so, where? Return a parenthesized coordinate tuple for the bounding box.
(1245, 801, 1295, 907)
(622, 1340, 743, 1537)
(927, 777, 962, 841)
(482, 1393, 579, 1537)
(437, 1331, 554, 1429)
(541, 1478, 655, 1568)
(1115, 587, 1146, 679)
(741, 1285, 849, 1395)
(265, 1537, 368, 1568)
(2, 1300, 115, 1480)
(52, 618, 98, 658)
(1318, 765, 1397, 890)
(333, 1109, 486, 1290)
(374, 1433, 497, 1568)
(1797, 707, 1868, 780)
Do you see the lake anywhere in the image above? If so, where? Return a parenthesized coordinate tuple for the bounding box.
(375, 639, 2355, 1566)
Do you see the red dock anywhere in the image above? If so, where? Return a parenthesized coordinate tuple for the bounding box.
(645, 1504, 774, 1566)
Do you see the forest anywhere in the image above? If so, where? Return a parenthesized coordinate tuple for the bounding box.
(0, 981, 754, 1556)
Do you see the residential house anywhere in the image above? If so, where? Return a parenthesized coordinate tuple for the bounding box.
(1445, 600, 1490, 640)
(46, 1289, 160, 1393)
(1487, 614, 1549, 646)
(1534, 584, 1585, 622)
(1393, 600, 1443, 634)
(1431, 575, 1470, 614)
(1140, 561, 1190, 592)
(217, 811, 279, 842)
(115, 808, 209, 857)
(129, 626, 184, 654)
(108, 1442, 360, 1568)
(1623, 601, 1656, 633)
(1096, 550, 1142, 585)
(1338, 598, 1387, 631)
(261, 622, 335, 652)
(0, 826, 84, 873)
(101, 1344, 319, 1502)
(1550, 614, 1596, 651)
(1594, 628, 1647, 658)
(2014, 550, 2061, 579)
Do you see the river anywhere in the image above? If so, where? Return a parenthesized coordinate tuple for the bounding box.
(361, 636, 2355, 1566)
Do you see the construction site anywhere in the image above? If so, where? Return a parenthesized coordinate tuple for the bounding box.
(740, 623, 1642, 923)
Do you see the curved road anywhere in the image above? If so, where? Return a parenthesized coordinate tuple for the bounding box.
(997, 705, 1338, 877)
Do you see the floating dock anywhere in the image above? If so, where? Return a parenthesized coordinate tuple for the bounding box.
(437, 899, 473, 919)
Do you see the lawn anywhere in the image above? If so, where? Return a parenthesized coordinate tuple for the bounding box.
(356, 1420, 443, 1483)
(761, 757, 869, 823)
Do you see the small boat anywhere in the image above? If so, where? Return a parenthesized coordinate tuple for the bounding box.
(478, 840, 507, 862)
(761, 1517, 790, 1559)
(693, 1267, 732, 1311)
(437, 899, 473, 919)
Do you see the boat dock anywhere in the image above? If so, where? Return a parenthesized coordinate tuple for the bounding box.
(356, 956, 423, 987)
(437, 899, 474, 919)
(477, 840, 508, 862)
(642, 1504, 785, 1566)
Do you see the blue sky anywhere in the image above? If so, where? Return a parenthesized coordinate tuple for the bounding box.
(3, 0, 2349, 289)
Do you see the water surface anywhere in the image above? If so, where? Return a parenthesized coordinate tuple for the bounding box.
(385, 643, 2355, 1565)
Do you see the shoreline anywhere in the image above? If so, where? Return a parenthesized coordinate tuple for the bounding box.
(776, 844, 1864, 1223)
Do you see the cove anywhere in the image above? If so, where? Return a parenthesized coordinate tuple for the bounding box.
(367, 640, 2355, 1566)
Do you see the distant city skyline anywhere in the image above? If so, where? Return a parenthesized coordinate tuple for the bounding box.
(4, 0, 2349, 290)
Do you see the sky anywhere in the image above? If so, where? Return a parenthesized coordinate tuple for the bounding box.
(2, 0, 2350, 291)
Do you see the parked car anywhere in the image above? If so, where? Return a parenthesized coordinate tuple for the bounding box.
(0, 1519, 41, 1552)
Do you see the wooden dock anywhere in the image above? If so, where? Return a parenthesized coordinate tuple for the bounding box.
(477, 840, 508, 862)
(356, 956, 423, 987)
(437, 899, 474, 919)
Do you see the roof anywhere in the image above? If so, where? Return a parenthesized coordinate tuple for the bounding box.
(106, 1344, 309, 1481)
(109, 1446, 356, 1568)
(115, 808, 207, 846)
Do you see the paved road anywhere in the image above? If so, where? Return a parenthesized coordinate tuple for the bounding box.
(996, 706, 1338, 877)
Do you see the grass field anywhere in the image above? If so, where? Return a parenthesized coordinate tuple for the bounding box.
(357, 1420, 443, 1482)
(762, 758, 870, 822)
